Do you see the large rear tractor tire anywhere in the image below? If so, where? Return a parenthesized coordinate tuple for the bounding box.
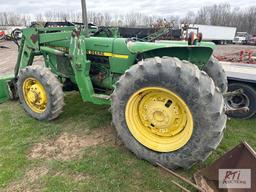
(17, 66, 64, 121)
(202, 56, 228, 93)
(111, 57, 227, 169)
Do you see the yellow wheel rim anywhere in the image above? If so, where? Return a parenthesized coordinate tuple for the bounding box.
(125, 87, 193, 152)
(22, 77, 48, 113)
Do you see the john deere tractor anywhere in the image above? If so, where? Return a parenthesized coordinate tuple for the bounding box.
(0, 1, 228, 169)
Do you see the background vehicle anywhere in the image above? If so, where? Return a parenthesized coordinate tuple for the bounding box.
(0, 31, 5, 40)
(185, 24, 237, 44)
(233, 32, 251, 44)
(248, 35, 256, 45)
(222, 62, 256, 119)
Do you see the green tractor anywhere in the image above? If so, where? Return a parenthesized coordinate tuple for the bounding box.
(0, 1, 228, 169)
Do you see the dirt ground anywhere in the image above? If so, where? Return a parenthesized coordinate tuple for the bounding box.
(28, 126, 115, 161)
(0, 40, 255, 76)
(213, 44, 256, 56)
(0, 40, 43, 76)
(0, 41, 18, 75)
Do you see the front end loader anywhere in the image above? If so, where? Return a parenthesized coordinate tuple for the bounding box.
(0, 0, 228, 169)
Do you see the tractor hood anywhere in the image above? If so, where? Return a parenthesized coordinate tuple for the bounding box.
(127, 40, 216, 53)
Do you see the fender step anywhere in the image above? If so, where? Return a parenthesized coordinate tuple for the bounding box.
(92, 94, 110, 100)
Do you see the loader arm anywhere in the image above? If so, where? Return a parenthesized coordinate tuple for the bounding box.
(0, 27, 111, 105)
(0, 28, 40, 103)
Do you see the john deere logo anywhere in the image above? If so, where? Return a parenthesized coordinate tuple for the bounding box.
(86, 50, 129, 59)
(87, 50, 104, 56)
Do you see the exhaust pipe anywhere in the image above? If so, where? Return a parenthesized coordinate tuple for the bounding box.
(81, 0, 89, 36)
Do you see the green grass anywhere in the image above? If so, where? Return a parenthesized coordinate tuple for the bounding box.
(0, 92, 255, 191)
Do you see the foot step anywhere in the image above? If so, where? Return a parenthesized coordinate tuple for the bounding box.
(92, 94, 110, 100)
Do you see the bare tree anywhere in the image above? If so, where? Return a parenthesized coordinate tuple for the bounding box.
(0, 12, 30, 26)
(2, 4, 254, 34)
(180, 11, 195, 24)
(191, 4, 256, 34)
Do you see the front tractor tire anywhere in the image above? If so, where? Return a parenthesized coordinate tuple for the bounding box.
(17, 66, 64, 121)
(111, 57, 227, 169)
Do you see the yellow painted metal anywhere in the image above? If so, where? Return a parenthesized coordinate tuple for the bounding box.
(125, 87, 193, 152)
(112, 53, 129, 59)
(103, 52, 129, 59)
(23, 78, 48, 113)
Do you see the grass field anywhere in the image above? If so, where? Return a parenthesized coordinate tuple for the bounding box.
(0, 92, 255, 192)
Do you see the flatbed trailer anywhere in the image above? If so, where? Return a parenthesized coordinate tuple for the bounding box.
(221, 61, 256, 119)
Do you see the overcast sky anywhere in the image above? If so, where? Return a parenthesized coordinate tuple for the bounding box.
(0, 0, 255, 17)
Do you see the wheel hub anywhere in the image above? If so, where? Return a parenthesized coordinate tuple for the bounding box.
(139, 92, 187, 137)
(125, 87, 193, 152)
(23, 78, 48, 113)
(228, 94, 249, 108)
(153, 111, 165, 122)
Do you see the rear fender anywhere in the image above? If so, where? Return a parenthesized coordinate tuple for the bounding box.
(138, 47, 213, 69)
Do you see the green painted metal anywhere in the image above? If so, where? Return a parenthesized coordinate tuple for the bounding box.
(0, 25, 216, 105)
(68, 33, 110, 105)
(0, 75, 14, 103)
(126, 40, 214, 68)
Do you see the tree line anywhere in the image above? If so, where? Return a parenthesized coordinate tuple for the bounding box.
(182, 4, 256, 34)
(0, 12, 30, 26)
(0, 3, 256, 34)
(35, 11, 162, 27)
